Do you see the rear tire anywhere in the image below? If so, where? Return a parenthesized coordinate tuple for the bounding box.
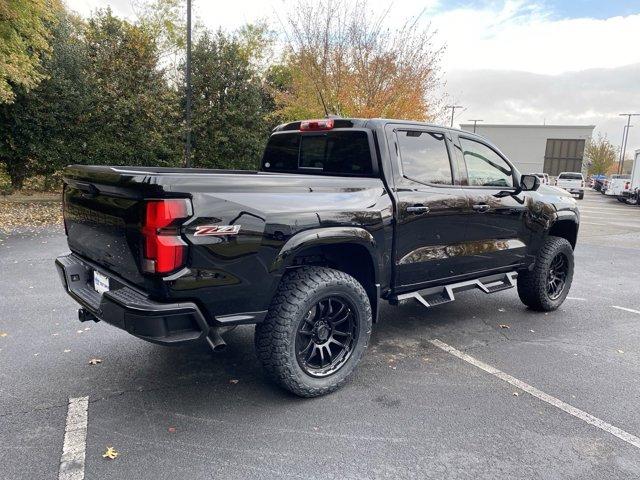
(255, 266, 372, 397)
(517, 236, 574, 311)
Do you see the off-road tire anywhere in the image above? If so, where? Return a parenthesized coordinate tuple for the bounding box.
(255, 266, 372, 397)
(517, 236, 574, 311)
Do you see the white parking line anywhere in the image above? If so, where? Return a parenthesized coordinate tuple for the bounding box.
(612, 306, 640, 315)
(581, 222, 640, 228)
(429, 339, 640, 450)
(566, 296, 587, 301)
(59, 396, 89, 480)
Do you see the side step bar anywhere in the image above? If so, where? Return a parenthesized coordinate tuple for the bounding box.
(394, 271, 518, 308)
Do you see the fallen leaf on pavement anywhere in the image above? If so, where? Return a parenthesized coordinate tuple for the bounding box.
(0, 332, 7, 338)
(513, 392, 519, 397)
(499, 324, 510, 329)
(88, 358, 102, 365)
(102, 447, 118, 460)
(168, 427, 176, 433)
(229, 379, 239, 384)
(617, 349, 624, 354)
(63, 349, 71, 353)
(498, 308, 506, 312)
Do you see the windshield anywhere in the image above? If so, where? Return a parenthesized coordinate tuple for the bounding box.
(261, 131, 374, 176)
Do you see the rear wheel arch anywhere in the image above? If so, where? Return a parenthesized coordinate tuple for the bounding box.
(271, 228, 380, 321)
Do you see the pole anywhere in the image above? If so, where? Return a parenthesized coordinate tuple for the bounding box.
(184, 0, 192, 168)
(468, 119, 483, 133)
(445, 105, 464, 128)
(619, 125, 629, 174)
(619, 113, 640, 174)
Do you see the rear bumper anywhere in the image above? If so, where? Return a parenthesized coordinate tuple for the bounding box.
(55, 253, 209, 345)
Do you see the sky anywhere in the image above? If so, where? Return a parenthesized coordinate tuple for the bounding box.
(64, 0, 640, 157)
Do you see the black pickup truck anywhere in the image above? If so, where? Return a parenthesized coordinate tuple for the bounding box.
(56, 118, 579, 397)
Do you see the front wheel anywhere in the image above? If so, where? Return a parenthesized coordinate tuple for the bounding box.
(255, 266, 372, 397)
(517, 236, 574, 311)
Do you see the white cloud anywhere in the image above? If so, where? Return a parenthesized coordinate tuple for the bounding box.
(432, 2, 640, 74)
(447, 64, 640, 156)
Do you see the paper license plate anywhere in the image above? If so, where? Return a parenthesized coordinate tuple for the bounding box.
(93, 271, 110, 294)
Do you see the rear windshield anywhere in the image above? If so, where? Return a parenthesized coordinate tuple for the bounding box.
(261, 131, 374, 176)
(558, 173, 583, 180)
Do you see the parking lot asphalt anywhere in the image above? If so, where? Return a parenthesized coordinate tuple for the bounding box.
(1, 188, 640, 479)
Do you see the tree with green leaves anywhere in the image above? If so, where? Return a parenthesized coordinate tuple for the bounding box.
(0, 0, 61, 103)
(0, 10, 90, 189)
(585, 134, 617, 176)
(0, 8, 183, 189)
(81, 9, 182, 167)
(188, 29, 274, 170)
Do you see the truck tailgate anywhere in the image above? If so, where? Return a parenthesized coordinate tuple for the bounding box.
(62, 170, 151, 286)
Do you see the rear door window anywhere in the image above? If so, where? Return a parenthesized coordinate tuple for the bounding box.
(396, 130, 453, 185)
(262, 131, 373, 176)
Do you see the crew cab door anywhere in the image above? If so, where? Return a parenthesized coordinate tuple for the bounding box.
(452, 133, 529, 273)
(386, 125, 471, 290)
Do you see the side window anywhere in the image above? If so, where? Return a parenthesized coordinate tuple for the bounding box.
(397, 130, 453, 185)
(459, 138, 513, 187)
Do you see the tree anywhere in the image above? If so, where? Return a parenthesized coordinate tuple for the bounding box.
(134, 0, 186, 85)
(0, 10, 90, 189)
(82, 9, 182, 167)
(188, 29, 273, 170)
(275, 0, 445, 121)
(585, 134, 617, 176)
(0, 0, 61, 103)
(0, 8, 182, 189)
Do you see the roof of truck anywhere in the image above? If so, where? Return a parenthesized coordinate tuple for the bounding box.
(273, 117, 479, 137)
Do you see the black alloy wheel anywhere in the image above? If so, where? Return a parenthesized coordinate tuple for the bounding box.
(546, 253, 568, 300)
(295, 296, 358, 377)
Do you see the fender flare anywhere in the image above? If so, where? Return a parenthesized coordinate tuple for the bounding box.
(271, 226, 380, 283)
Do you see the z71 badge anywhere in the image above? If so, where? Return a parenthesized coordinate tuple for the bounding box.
(194, 225, 241, 236)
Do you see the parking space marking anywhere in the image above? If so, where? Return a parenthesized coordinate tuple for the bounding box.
(566, 296, 587, 301)
(612, 306, 640, 315)
(581, 222, 640, 229)
(58, 396, 89, 480)
(429, 339, 640, 450)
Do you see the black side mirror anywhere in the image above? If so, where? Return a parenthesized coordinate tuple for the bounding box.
(520, 174, 540, 191)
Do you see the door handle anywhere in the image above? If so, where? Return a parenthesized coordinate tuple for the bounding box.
(472, 204, 491, 213)
(406, 205, 430, 214)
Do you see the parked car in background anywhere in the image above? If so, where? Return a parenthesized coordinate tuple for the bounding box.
(532, 173, 550, 185)
(555, 172, 585, 199)
(621, 160, 640, 205)
(592, 175, 606, 192)
(605, 174, 631, 199)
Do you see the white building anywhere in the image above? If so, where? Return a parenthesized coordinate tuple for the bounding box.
(459, 124, 595, 176)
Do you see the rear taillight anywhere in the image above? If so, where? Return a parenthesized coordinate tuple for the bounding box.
(581, 180, 585, 187)
(142, 199, 192, 274)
